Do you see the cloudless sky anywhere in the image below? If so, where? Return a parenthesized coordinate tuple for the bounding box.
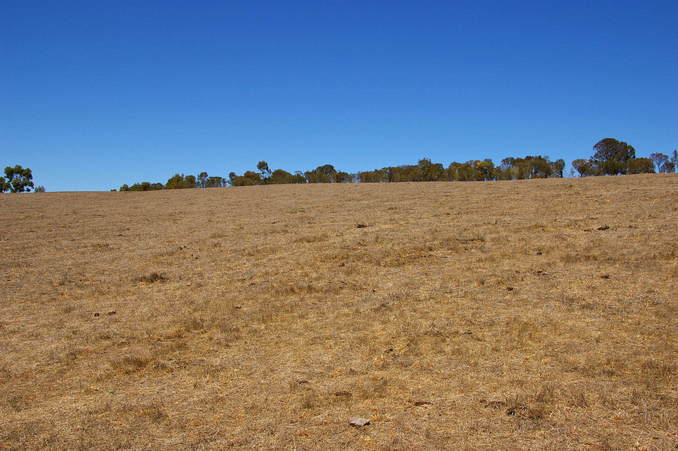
(2, 0, 677, 191)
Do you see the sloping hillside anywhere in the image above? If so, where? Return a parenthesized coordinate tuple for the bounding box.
(1, 174, 676, 449)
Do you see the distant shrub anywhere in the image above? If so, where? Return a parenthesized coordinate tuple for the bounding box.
(120, 181, 164, 191)
(166, 174, 197, 189)
(626, 158, 655, 174)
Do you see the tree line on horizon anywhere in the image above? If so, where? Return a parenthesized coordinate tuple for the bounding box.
(3, 138, 673, 194)
(116, 138, 677, 192)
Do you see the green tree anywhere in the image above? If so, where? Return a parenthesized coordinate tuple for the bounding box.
(626, 158, 655, 174)
(305, 164, 337, 183)
(358, 169, 382, 183)
(4, 165, 34, 193)
(257, 161, 272, 180)
(126, 181, 163, 191)
(448, 161, 479, 181)
(243, 171, 261, 184)
(417, 158, 445, 181)
(0, 176, 7, 193)
(230, 171, 261, 186)
(166, 174, 184, 189)
(495, 158, 517, 180)
(269, 169, 293, 184)
(269, 169, 305, 184)
(649, 153, 672, 173)
(492, 156, 555, 180)
(475, 159, 496, 181)
(166, 174, 196, 189)
(185, 175, 197, 188)
(334, 171, 352, 183)
(522, 156, 553, 178)
(591, 138, 636, 175)
(550, 159, 566, 178)
(198, 172, 209, 188)
(571, 159, 593, 177)
(205, 176, 225, 187)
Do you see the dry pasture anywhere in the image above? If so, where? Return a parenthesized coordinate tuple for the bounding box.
(1, 174, 677, 449)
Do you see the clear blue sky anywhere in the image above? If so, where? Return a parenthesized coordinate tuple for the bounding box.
(2, 0, 677, 191)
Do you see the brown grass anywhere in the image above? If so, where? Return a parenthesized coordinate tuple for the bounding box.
(1, 174, 677, 449)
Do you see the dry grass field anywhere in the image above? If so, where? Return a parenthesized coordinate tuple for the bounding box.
(1, 174, 676, 450)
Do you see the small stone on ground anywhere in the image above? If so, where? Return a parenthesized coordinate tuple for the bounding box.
(349, 417, 370, 427)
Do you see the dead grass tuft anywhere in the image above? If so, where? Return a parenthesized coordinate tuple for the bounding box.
(134, 272, 166, 284)
(110, 352, 154, 374)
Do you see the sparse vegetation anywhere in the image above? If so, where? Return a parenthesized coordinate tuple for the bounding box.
(1, 174, 676, 449)
(114, 139, 676, 191)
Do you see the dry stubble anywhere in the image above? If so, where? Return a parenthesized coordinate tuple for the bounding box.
(0, 174, 676, 449)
